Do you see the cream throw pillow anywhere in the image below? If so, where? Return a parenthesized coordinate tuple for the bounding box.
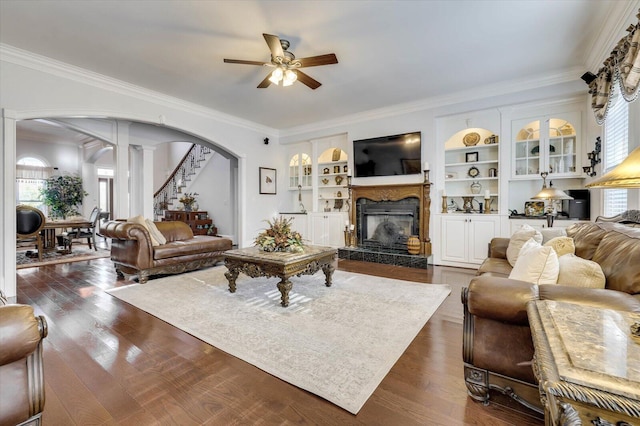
(145, 219, 167, 246)
(543, 236, 575, 258)
(557, 254, 605, 288)
(509, 238, 559, 285)
(127, 215, 161, 246)
(507, 224, 543, 266)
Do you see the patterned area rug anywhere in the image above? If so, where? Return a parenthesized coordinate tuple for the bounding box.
(16, 245, 110, 269)
(107, 266, 450, 413)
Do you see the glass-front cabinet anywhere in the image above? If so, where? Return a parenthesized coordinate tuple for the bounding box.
(512, 112, 581, 179)
(288, 153, 312, 189)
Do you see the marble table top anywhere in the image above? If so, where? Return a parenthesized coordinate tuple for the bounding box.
(534, 300, 640, 402)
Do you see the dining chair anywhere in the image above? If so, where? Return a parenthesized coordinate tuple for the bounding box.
(70, 207, 100, 251)
(16, 205, 46, 261)
(96, 211, 111, 248)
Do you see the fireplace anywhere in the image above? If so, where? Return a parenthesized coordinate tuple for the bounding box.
(339, 183, 432, 268)
(357, 198, 420, 254)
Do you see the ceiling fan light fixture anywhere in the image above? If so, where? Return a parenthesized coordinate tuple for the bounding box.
(269, 67, 283, 84)
(283, 69, 297, 86)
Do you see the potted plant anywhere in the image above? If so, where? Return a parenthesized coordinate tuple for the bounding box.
(39, 174, 88, 219)
(254, 216, 304, 253)
(179, 192, 198, 212)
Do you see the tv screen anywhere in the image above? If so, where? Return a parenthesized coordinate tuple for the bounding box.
(353, 132, 421, 177)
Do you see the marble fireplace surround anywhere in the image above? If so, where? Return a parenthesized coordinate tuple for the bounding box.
(349, 183, 432, 256)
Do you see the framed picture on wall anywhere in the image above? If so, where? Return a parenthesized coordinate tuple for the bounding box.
(259, 167, 277, 194)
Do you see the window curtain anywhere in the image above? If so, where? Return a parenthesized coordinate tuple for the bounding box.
(16, 165, 54, 180)
(589, 10, 640, 124)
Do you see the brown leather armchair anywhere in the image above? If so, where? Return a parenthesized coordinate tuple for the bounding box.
(0, 292, 48, 426)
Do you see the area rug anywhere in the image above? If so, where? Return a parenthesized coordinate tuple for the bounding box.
(106, 266, 450, 413)
(16, 246, 110, 269)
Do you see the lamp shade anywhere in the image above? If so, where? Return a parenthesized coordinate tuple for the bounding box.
(531, 172, 573, 200)
(532, 187, 574, 200)
(586, 146, 640, 188)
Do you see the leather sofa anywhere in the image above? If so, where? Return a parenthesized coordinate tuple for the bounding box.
(100, 220, 232, 283)
(0, 291, 48, 426)
(462, 217, 640, 413)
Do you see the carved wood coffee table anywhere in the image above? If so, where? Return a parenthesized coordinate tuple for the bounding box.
(223, 245, 337, 307)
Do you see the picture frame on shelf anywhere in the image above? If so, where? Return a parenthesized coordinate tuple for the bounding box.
(465, 152, 479, 163)
(259, 167, 276, 194)
(333, 165, 341, 174)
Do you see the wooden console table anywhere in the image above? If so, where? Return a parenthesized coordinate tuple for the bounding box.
(527, 300, 640, 425)
(223, 245, 337, 307)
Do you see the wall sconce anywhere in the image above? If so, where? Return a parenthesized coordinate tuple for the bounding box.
(583, 136, 601, 177)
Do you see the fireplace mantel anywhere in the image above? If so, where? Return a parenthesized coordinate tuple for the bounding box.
(349, 183, 432, 255)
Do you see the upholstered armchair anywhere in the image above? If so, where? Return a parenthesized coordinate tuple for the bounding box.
(16, 205, 46, 261)
(0, 291, 48, 426)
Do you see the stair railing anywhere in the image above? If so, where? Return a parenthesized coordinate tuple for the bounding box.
(153, 144, 212, 216)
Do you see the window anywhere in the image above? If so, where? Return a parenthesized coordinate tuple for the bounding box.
(602, 87, 629, 217)
(16, 157, 49, 212)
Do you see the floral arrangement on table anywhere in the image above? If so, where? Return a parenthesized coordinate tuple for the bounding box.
(39, 174, 88, 219)
(179, 192, 198, 211)
(254, 216, 304, 253)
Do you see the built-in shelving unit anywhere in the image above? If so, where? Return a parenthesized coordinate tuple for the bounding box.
(317, 148, 348, 212)
(444, 129, 499, 213)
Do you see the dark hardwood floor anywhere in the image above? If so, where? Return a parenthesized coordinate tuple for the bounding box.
(14, 256, 543, 425)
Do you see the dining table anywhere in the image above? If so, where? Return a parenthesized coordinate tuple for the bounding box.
(42, 218, 92, 253)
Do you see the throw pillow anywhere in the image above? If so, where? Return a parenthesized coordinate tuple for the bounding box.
(145, 219, 167, 246)
(557, 254, 606, 289)
(509, 238, 559, 285)
(507, 224, 543, 267)
(543, 236, 575, 258)
(540, 227, 567, 244)
(127, 215, 160, 246)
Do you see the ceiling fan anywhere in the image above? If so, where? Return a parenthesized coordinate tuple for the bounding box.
(223, 33, 338, 89)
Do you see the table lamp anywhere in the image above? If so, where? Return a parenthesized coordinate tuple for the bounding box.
(531, 172, 573, 227)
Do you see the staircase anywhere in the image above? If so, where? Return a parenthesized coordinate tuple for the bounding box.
(153, 144, 214, 219)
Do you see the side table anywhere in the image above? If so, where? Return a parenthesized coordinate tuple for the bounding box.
(527, 300, 640, 426)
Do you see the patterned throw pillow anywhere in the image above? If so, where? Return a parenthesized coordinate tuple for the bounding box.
(543, 236, 575, 258)
(557, 254, 605, 288)
(507, 224, 543, 266)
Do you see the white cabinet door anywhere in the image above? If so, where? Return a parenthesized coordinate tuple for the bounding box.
(468, 216, 498, 264)
(441, 214, 500, 265)
(310, 212, 347, 247)
(441, 216, 468, 263)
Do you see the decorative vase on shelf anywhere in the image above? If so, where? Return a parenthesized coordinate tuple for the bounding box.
(470, 181, 482, 194)
(184, 205, 192, 212)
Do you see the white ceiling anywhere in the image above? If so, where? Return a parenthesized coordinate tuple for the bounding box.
(0, 0, 635, 132)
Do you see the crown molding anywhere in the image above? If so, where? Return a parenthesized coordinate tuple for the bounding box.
(584, 0, 640, 72)
(0, 44, 277, 136)
(280, 65, 585, 138)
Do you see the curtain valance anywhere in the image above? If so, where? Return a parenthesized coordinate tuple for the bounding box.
(589, 10, 640, 124)
(16, 165, 54, 180)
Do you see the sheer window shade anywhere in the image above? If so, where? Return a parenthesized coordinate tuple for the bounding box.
(603, 89, 629, 216)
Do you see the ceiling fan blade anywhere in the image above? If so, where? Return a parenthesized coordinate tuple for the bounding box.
(257, 74, 272, 89)
(296, 54, 338, 68)
(223, 59, 266, 66)
(263, 33, 284, 59)
(296, 70, 322, 90)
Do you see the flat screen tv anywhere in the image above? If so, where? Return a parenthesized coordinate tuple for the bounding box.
(353, 132, 421, 177)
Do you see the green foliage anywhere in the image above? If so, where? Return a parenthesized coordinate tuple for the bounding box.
(254, 216, 304, 253)
(39, 174, 88, 219)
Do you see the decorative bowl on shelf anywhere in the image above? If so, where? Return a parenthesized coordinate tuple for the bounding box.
(463, 132, 480, 146)
(322, 178, 329, 185)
